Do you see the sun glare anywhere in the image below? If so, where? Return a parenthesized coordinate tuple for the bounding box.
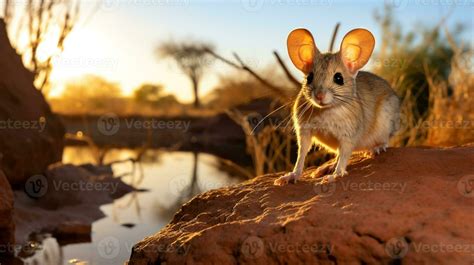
(48, 27, 113, 98)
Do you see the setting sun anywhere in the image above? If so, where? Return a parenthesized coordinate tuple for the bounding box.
(46, 3, 222, 102)
(0, 1, 472, 265)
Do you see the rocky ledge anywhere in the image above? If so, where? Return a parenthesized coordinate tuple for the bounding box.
(129, 145, 474, 265)
(0, 169, 15, 257)
(14, 163, 136, 245)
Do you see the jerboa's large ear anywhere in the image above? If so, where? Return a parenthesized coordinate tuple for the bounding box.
(340, 28, 375, 76)
(287, 28, 319, 74)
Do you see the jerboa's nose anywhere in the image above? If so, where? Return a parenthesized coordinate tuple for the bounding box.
(315, 91, 325, 101)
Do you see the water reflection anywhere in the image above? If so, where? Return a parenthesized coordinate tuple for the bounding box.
(22, 147, 242, 265)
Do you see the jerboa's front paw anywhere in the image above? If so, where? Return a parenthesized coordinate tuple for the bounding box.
(321, 170, 347, 183)
(274, 172, 301, 186)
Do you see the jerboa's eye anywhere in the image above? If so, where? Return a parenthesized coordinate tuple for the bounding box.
(333, 72, 344, 85)
(306, 72, 314, 84)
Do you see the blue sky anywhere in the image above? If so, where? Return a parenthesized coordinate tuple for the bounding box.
(46, 0, 473, 101)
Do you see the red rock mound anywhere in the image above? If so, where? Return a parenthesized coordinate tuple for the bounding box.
(129, 146, 474, 265)
(0, 19, 64, 187)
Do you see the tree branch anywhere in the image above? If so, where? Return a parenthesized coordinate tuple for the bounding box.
(329, 22, 341, 53)
(204, 48, 241, 68)
(205, 48, 292, 101)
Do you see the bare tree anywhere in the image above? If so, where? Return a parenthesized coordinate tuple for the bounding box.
(157, 40, 215, 108)
(3, 0, 80, 93)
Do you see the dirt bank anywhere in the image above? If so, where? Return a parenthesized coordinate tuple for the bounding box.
(129, 145, 474, 265)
